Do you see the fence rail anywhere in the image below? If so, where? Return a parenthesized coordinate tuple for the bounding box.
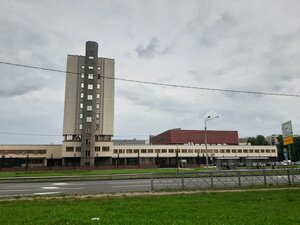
(150, 169, 300, 191)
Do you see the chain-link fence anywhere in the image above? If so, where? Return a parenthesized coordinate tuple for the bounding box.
(150, 168, 300, 191)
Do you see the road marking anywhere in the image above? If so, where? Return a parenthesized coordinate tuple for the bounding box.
(52, 183, 69, 186)
(41, 187, 59, 190)
(58, 187, 85, 190)
(34, 192, 61, 195)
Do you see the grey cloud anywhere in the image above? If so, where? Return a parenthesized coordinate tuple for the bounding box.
(200, 11, 237, 47)
(0, 70, 46, 97)
(135, 37, 160, 58)
(135, 37, 171, 58)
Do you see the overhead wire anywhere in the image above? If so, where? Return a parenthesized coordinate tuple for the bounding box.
(0, 60, 299, 138)
(1, 60, 299, 98)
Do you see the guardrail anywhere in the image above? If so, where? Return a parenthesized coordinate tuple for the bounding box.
(150, 168, 300, 191)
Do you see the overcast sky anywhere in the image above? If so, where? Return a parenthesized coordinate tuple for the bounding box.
(0, 0, 299, 144)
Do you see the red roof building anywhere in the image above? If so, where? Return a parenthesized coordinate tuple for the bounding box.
(150, 128, 239, 145)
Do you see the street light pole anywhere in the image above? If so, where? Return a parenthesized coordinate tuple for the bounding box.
(204, 115, 219, 168)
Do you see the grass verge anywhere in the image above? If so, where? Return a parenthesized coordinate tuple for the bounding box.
(0, 189, 299, 225)
(0, 167, 210, 178)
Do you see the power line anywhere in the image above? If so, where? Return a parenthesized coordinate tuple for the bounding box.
(0, 131, 60, 137)
(0, 131, 149, 138)
(1, 60, 299, 98)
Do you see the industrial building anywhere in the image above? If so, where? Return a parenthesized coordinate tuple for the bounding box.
(0, 41, 278, 169)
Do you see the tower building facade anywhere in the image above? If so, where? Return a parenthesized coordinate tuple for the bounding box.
(62, 41, 114, 166)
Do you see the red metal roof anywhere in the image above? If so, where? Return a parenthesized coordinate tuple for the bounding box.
(150, 129, 239, 145)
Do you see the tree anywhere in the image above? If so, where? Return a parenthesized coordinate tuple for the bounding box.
(247, 135, 269, 146)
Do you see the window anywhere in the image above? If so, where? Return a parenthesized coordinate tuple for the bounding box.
(226, 149, 231, 153)
(81, 83, 84, 88)
(66, 135, 73, 140)
(238, 149, 242, 153)
(134, 149, 139, 153)
(79, 114, 83, 119)
(95, 147, 101, 152)
(79, 124, 82, 129)
(255, 150, 259, 153)
(155, 149, 160, 153)
(188, 149, 193, 153)
(66, 147, 74, 152)
(148, 149, 153, 153)
(81, 73, 84, 78)
(96, 104, 100, 109)
(96, 94, 100, 99)
(80, 93, 84, 98)
(86, 117, 92, 122)
(88, 74, 93, 79)
(168, 149, 174, 153)
(98, 74, 101, 79)
(113, 150, 118, 154)
(266, 149, 270, 153)
(88, 66, 94, 69)
(89, 56, 94, 59)
(232, 149, 237, 153)
(182, 149, 187, 153)
(126, 149, 132, 153)
(162, 149, 167, 153)
(96, 124, 99, 130)
(88, 84, 93, 89)
(76, 147, 81, 152)
(243, 149, 248, 153)
(87, 105, 92, 111)
(96, 114, 100, 119)
(271, 149, 275, 153)
(87, 95, 93, 100)
(97, 84, 100, 89)
(141, 149, 147, 153)
(80, 103, 83, 108)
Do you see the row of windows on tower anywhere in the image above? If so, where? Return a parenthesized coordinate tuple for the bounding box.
(79, 103, 100, 110)
(81, 65, 101, 70)
(78, 123, 100, 130)
(80, 93, 100, 100)
(80, 83, 101, 89)
(81, 73, 101, 80)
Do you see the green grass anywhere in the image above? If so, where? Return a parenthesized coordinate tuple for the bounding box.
(0, 167, 209, 178)
(0, 190, 299, 225)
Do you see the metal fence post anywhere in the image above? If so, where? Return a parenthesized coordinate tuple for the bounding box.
(263, 170, 267, 186)
(291, 169, 295, 185)
(151, 173, 154, 191)
(181, 172, 184, 189)
(237, 171, 241, 188)
(287, 169, 291, 186)
(210, 172, 214, 188)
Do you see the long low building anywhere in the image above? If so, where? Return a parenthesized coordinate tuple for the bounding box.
(0, 144, 277, 168)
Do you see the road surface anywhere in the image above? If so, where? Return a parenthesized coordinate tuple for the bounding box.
(0, 174, 298, 197)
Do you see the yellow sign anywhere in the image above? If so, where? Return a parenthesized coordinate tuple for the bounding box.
(284, 136, 294, 145)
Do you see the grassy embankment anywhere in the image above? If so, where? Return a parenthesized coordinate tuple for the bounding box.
(0, 189, 299, 225)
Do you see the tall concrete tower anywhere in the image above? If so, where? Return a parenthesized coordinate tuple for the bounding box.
(62, 41, 114, 166)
